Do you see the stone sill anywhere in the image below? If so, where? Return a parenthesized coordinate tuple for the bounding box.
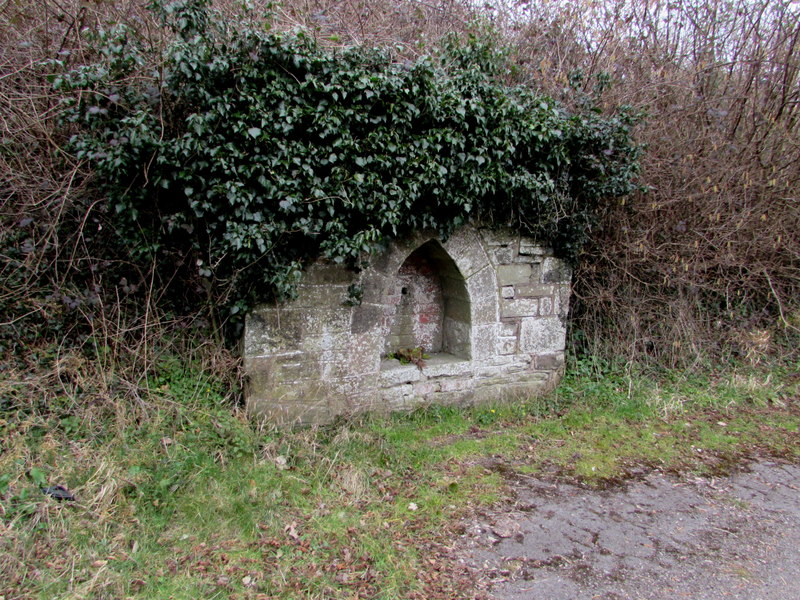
(379, 352, 471, 386)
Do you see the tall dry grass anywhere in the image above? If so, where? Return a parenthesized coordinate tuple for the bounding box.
(491, 0, 800, 365)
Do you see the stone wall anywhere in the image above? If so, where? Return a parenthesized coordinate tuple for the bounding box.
(244, 226, 571, 426)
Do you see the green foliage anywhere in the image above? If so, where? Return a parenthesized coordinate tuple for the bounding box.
(56, 0, 640, 331)
(386, 346, 429, 367)
(3, 356, 799, 597)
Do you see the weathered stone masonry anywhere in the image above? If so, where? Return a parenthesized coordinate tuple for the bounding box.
(244, 226, 571, 425)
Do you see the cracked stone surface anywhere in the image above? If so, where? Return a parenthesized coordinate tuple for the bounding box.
(458, 461, 800, 599)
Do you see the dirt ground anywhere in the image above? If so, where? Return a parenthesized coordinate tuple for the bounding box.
(456, 461, 800, 600)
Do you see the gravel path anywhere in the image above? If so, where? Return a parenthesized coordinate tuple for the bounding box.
(458, 461, 800, 600)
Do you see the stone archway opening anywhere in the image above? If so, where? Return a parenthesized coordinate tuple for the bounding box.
(382, 239, 471, 364)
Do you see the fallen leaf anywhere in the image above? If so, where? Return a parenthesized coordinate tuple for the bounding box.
(285, 521, 300, 540)
(130, 579, 146, 590)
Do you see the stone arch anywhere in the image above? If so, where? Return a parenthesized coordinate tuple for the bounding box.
(244, 225, 572, 426)
(382, 239, 471, 360)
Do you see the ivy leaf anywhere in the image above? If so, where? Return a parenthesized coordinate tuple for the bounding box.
(60, 4, 641, 326)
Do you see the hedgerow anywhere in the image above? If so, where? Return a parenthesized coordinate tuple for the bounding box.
(55, 0, 640, 328)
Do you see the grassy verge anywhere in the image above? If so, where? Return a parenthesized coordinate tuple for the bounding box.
(2, 357, 799, 599)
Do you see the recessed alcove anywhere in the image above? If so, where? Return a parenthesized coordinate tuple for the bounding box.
(381, 240, 471, 370)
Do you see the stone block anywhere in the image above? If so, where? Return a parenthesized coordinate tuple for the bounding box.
(479, 228, 517, 247)
(472, 380, 547, 404)
(293, 284, 350, 309)
(541, 257, 572, 284)
(322, 344, 381, 379)
(519, 240, 551, 256)
(301, 308, 352, 337)
(351, 303, 383, 334)
(244, 308, 304, 355)
(245, 354, 323, 393)
(466, 265, 498, 299)
(382, 384, 415, 410)
(246, 380, 330, 426)
(474, 355, 517, 376)
(384, 333, 416, 351)
(277, 359, 323, 382)
(500, 320, 518, 337)
(496, 336, 518, 355)
(496, 264, 532, 286)
(413, 380, 442, 396)
(471, 324, 498, 360)
(501, 286, 515, 299)
(379, 361, 422, 386)
(501, 298, 539, 318)
(471, 291, 499, 326)
(244, 355, 276, 393)
(360, 273, 391, 304)
(438, 378, 472, 393)
(442, 317, 471, 359)
(539, 296, 553, 316)
(302, 261, 357, 285)
(554, 286, 571, 317)
(328, 375, 374, 399)
(519, 316, 566, 354)
(443, 228, 491, 278)
(433, 389, 476, 407)
(350, 332, 384, 372)
(445, 297, 471, 322)
(514, 283, 554, 298)
(491, 246, 514, 265)
(424, 356, 473, 378)
(304, 330, 352, 353)
(536, 352, 565, 370)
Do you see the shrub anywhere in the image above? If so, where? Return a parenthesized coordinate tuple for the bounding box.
(55, 0, 640, 334)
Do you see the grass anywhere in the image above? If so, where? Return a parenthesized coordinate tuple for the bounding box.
(1, 356, 799, 599)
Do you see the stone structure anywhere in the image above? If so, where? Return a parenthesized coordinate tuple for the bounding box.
(244, 226, 571, 425)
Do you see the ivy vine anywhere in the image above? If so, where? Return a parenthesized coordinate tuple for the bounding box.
(55, 0, 641, 329)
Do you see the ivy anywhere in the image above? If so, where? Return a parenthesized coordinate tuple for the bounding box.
(57, 0, 641, 331)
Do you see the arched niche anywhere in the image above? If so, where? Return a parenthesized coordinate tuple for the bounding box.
(382, 239, 471, 362)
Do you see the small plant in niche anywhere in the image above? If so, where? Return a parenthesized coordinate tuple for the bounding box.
(387, 347, 430, 369)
